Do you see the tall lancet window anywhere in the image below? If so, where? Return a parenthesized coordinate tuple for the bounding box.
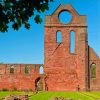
(39, 66, 44, 74)
(56, 31, 62, 43)
(91, 63, 96, 78)
(70, 31, 75, 53)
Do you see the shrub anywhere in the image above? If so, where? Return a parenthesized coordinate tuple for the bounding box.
(29, 89, 33, 92)
(2, 88, 8, 91)
(13, 87, 17, 91)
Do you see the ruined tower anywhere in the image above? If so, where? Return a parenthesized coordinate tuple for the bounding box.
(44, 4, 89, 91)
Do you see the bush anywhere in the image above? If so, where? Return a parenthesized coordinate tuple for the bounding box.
(13, 87, 17, 91)
(29, 89, 33, 92)
(2, 88, 8, 91)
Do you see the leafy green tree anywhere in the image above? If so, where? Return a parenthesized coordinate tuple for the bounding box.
(0, 0, 53, 32)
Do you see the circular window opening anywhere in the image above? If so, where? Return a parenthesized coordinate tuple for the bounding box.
(59, 11, 72, 24)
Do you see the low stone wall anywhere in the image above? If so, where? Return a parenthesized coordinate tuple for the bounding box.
(4, 95, 29, 100)
(50, 97, 73, 100)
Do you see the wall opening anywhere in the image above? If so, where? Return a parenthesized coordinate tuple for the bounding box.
(35, 77, 43, 91)
(25, 65, 30, 74)
(70, 31, 75, 53)
(10, 65, 14, 73)
(39, 66, 44, 74)
(59, 11, 72, 24)
(56, 31, 62, 43)
(91, 63, 96, 79)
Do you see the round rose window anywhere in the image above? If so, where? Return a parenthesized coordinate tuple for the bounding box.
(59, 11, 72, 24)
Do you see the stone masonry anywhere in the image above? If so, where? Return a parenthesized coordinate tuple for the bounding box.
(0, 64, 43, 91)
(0, 4, 100, 91)
(44, 4, 100, 91)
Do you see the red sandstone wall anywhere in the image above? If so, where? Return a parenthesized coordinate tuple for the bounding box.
(0, 64, 43, 91)
(44, 4, 89, 91)
(89, 47, 100, 91)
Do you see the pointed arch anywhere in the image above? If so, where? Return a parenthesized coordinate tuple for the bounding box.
(35, 77, 43, 91)
(39, 66, 44, 74)
(56, 31, 62, 43)
(91, 63, 96, 78)
(70, 31, 75, 53)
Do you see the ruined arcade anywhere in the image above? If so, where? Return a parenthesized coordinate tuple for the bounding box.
(0, 4, 100, 91)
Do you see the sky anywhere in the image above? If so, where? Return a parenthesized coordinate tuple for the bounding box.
(0, 0, 100, 64)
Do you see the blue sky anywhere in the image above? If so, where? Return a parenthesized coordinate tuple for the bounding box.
(0, 0, 100, 64)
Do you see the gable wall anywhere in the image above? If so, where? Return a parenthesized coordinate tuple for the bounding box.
(44, 4, 89, 91)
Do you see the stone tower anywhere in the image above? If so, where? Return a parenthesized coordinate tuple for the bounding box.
(44, 4, 89, 91)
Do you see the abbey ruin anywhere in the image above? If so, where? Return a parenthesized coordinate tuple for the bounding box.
(0, 4, 100, 91)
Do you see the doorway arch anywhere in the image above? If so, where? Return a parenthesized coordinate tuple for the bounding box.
(35, 77, 43, 91)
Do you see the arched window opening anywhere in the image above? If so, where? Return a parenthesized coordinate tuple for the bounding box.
(91, 63, 96, 78)
(39, 66, 44, 74)
(25, 65, 30, 74)
(10, 65, 14, 73)
(70, 31, 75, 53)
(56, 31, 62, 43)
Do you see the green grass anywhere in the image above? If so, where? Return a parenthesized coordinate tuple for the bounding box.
(29, 92, 100, 100)
(0, 91, 100, 100)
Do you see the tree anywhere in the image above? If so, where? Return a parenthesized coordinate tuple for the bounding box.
(0, 0, 53, 32)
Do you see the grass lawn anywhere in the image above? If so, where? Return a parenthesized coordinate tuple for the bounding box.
(29, 92, 100, 100)
(0, 91, 100, 100)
